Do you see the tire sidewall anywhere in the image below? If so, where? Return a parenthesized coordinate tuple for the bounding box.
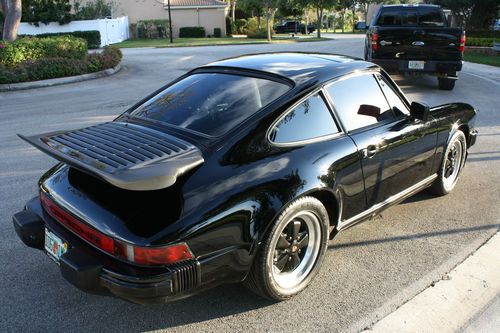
(262, 197, 329, 299)
(439, 131, 467, 193)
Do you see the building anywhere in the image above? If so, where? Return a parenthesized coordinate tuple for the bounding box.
(112, 0, 228, 38)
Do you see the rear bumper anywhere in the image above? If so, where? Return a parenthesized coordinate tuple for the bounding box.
(13, 204, 207, 304)
(469, 129, 478, 147)
(372, 59, 463, 75)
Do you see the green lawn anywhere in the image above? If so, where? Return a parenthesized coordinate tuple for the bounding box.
(114, 37, 328, 48)
(464, 53, 500, 67)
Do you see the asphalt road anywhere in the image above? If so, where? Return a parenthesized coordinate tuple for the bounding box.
(0, 36, 499, 333)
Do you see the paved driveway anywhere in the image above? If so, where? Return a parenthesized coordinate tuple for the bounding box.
(0, 37, 499, 333)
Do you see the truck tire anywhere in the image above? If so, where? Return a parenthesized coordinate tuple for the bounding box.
(438, 78, 456, 90)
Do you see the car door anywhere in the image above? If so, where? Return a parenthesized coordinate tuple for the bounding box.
(268, 92, 368, 221)
(324, 72, 437, 210)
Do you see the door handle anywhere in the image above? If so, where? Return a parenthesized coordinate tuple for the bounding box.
(363, 145, 378, 158)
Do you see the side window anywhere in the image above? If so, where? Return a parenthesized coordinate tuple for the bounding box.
(376, 74, 409, 116)
(270, 93, 339, 144)
(326, 74, 394, 132)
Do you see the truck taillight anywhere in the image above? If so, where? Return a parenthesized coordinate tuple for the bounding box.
(41, 191, 193, 266)
(371, 33, 379, 51)
(459, 32, 466, 53)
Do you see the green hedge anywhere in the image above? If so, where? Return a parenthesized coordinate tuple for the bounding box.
(246, 30, 272, 39)
(19, 31, 101, 49)
(0, 46, 122, 84)
(0, 36, 87, 67)
(179, 27, 205, 38)
(466, 30, 500, 38)
(467, 37, 494, 47)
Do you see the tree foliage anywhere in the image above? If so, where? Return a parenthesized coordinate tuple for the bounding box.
(22, 0, 72, 25)
(429, 0, 499, 29)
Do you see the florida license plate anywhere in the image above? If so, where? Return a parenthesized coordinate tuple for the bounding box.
(44, 228, 68, 262)
(408, 61, 425, 70)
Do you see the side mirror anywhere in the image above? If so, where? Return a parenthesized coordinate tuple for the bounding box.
(358, 104, 381, 118)
(410, 102, 430, 122)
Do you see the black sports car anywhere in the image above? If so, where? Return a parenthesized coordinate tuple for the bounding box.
(13, 53, 477, 304)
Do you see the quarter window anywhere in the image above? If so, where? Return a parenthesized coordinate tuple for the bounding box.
(326, 74, 394, 132)
(376, 74, 409, 116)
(270, 93, 339, 144)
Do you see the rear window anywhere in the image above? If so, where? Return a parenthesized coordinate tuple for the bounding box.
(130, 73, 290, 136)
(376, 7, 445, 27)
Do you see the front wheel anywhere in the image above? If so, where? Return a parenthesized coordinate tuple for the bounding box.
(244, 196, 329, 301)
(429, 131, 467, 195)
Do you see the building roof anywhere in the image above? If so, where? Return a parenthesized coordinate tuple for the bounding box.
(168, 0, 227, 7)
(203, 52, 375, 84)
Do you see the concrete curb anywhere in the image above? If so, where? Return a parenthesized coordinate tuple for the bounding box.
(0, 64, 121, 92)
(363, 232, 500, 333)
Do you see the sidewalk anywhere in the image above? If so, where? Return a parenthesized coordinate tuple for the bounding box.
(364, 232, 500, 333)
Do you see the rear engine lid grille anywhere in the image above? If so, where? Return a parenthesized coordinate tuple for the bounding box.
(19, 122, 204, 191)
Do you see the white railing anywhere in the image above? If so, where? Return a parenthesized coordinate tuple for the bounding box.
(18, 17, 130, 47)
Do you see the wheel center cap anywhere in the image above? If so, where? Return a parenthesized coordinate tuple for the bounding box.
(291, 245, 298, 253)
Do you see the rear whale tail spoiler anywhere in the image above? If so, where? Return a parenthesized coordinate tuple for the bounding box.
(18, 122, 204, 191)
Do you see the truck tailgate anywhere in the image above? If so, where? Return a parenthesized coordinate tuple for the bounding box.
(375, 27, 463, 61)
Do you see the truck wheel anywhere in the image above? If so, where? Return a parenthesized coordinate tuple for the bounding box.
(438, 78, 456, 90)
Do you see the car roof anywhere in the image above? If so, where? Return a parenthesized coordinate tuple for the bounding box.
(201, 52, 376, 85)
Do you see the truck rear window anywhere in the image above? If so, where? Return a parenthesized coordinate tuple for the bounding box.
(376, 7, 446, 27)
(130, 73, 290, 136)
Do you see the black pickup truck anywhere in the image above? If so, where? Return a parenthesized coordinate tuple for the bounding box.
(365, 4, 465, 90)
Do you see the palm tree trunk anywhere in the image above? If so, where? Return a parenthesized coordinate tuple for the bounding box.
(2, 0, 22, 41)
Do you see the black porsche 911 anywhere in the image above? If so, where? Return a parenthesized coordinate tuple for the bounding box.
(13, 53, 477, 304)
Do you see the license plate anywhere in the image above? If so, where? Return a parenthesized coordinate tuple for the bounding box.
(408, 61, 425, 70)
(44, 228, 68, 262)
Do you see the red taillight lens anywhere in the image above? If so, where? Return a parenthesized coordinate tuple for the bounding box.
(459, 32, 466, 53)
(40, 192, 114, 254)
(115, 242, 193, 266)
(40, 192, 193, 266)
(371, 33, 379, 51)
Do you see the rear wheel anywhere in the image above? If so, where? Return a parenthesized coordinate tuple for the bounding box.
(438, 77, 456, 90)
(429, 131, 467, 195)
(244, 196, 329, 301)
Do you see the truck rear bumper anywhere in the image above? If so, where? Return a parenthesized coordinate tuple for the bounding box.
(373, 59, 463, 76)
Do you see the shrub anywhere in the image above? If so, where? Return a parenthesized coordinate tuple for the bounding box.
(0, 36, 87, 67)
(87, 46, 122, 72)
(214, 27, 222, 38)
(136, 19, 170, 39)
(234, 19, 247, 34)
(0, 46, 121, 84)
(179, 26, 205, 38)
(467, 37, 494, 47)
(466, 30, 500, 38)
(245, 17, 259, 34)
(0, 64, 29, 83)
(73, 0, 113, 20)
(247, 30, 272, 39)
(20, 31, 101, 49)
(23, 57, 88, 81)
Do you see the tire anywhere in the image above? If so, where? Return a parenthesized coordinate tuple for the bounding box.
(244, 196, 329, 301)
(438, 77, 456, 90)
(429, 131, 467, 196)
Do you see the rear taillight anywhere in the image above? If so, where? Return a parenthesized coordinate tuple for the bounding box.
(114, 241, 193, 266)
(40, 191, 193, 266)
(371, 33, 379, 51)
(459, 31, 466, 53)
(40, 192, 114, 254)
